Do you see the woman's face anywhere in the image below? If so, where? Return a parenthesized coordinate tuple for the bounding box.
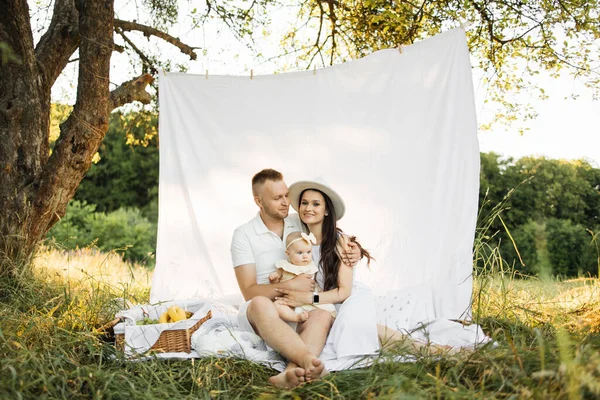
(299, 190, 327, 226)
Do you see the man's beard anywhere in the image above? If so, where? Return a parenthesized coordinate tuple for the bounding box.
(264, 205, 289, 220)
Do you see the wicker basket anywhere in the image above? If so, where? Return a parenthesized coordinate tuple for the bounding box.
(115, 310, 212, 354)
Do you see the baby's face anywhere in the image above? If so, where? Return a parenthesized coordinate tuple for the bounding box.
(287, 241, 313, 266)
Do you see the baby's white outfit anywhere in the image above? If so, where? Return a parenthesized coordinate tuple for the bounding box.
(275, 260, 337, 318)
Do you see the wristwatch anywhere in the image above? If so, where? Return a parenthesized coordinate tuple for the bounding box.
(312, 291, 320, 305)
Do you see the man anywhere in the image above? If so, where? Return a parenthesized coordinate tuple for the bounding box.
(230, 169, 363, 388)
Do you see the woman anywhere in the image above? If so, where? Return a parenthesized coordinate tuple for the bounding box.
(275, 180, 381, 360)
(276, 180, 453, 357)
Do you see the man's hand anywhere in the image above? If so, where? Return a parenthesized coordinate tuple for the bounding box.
(337, 235, 362, 267)
(285, 273, 315, 292)
(275, 288, 312, 308)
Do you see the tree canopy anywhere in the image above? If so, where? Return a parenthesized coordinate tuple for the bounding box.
(280, 0, 600, 128)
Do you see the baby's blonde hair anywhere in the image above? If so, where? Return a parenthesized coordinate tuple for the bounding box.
(285, 231, 305, 248)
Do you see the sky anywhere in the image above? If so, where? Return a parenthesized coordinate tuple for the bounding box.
(474, 73, 600, 167)
(44, 1, 600, 167)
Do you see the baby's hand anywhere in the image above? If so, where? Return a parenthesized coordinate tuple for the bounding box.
(269, 272, 281, 283)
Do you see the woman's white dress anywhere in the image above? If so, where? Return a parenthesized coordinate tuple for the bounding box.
(311, 246, 380, 362)
(312, 246, 490, 367)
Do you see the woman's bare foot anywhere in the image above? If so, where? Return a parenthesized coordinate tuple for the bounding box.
(268, 367, 306, 389)
(302, 356, 326, 381)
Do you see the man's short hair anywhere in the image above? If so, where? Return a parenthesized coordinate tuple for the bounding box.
(252, 169, 283, 197)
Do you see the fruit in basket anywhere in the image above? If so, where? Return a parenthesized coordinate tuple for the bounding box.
(159, 312, 169, 324)
(167, 305, 187, 322)
(136, 317, 159, 325)
(157, 305, 189, 323)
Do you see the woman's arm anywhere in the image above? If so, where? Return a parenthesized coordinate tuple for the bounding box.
(315, 260, 353, 304)
(275, 261, 353, 306)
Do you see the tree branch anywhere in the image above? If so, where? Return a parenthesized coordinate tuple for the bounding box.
(32, 0, 115, 242)
(114, 19, 198, 60)
(116, 27, 158, 74)
(327, 0, 337, 65)
(34, 0, 80, 94)
(109, 73, 154, 110)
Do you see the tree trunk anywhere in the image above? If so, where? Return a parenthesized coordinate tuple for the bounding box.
(1, 0, 48, 270)
(0, 0, 114, 275)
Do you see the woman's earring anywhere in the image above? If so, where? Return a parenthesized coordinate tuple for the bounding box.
(325, 213, 329, 216)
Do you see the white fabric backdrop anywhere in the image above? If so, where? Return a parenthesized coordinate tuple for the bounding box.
(150, 28, 480, 321)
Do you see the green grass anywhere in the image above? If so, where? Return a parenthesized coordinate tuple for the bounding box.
(1, 247, 599, 399)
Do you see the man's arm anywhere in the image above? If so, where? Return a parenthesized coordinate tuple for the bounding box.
(234, 263, 315, 301)
(231, 227, 314, 301)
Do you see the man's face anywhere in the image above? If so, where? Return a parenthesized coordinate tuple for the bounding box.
(256, 179, 290, 220)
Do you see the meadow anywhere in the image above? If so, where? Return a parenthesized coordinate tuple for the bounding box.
(0, 246, 599, 399)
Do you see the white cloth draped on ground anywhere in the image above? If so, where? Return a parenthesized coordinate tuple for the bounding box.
(150, 27, 487, 364)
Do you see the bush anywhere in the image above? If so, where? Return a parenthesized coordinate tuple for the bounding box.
(47, 201, 156, 265)
(546, 218, 598, 277)
(500, 220, 542, 276)
(86, 208, 156, 264)
(46, 200, 97, 248)
(499, 219, 599, 278)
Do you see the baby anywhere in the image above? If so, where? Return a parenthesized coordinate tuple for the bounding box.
(269, 231, 337, 322)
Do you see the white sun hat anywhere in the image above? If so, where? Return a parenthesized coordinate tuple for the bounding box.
(288, 179, 346, 220)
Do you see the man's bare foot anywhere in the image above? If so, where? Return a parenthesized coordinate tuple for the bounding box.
(268, 367, 306, 389)
(302, 357, 325, 381)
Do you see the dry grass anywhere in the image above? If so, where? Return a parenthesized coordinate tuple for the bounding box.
(474, 276, 600, 334)
(1, 247, 599, 399)
(33, 246, 152, 290)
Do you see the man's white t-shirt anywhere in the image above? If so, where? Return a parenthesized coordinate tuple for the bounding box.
(230, 212, 302, 284)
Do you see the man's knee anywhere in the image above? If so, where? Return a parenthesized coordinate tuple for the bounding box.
(247, 296, 278, 322)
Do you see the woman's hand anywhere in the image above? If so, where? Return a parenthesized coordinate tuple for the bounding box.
(274, 288, 312, 307)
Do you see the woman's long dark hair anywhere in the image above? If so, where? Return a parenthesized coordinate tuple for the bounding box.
(299, 189, 341, 291)
(300, 188, 376, 291)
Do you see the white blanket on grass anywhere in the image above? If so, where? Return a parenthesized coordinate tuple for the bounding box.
(116, 301, 488, 370)
(192, 302, 488, 372)
(150, 27, 486, 363)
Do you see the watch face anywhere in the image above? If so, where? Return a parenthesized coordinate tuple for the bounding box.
(313, 293, 320, 303)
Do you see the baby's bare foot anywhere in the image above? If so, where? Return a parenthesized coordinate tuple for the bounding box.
(296, 311, 309, 322)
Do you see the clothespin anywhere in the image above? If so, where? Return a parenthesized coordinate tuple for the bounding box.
(162, 69, 167, 76)
(398, 45, 403, 54)
(459, 20, 474, 30)
(250, 69, 254, 80)
(313, 65, 317, 76)
(205, 70, 208, 80)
